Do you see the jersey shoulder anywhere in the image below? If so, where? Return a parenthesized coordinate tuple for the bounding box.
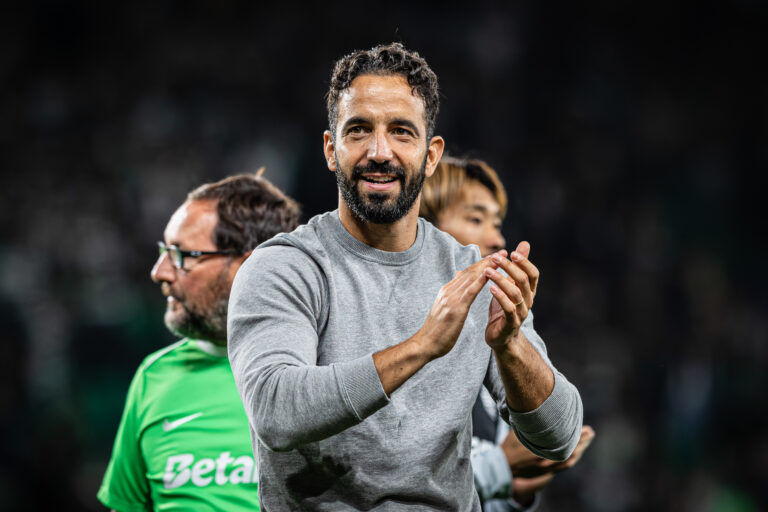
(139, 338, 192, 374)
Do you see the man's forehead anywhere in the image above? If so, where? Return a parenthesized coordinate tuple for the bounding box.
(462, 184, 502, 218)
(337, 74, 426, 123)
(164, 200, 218, 246)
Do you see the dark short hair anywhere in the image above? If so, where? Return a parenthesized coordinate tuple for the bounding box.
(326, 42, 440, 138)
(187, 171, 300, 253)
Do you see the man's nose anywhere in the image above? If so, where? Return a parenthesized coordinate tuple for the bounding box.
(486, 229, 506, 255)
(151, 252, 176, 284)
(367, 129, 394, 163)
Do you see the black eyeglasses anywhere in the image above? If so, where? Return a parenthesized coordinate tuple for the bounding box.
(157, 241, 239, 270)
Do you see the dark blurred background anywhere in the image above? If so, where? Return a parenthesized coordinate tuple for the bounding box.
(1, 1, 766, 510)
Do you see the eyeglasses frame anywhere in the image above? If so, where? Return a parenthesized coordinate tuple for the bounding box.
(157, 241, 240, 270)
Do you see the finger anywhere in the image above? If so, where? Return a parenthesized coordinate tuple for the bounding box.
(452, 255, 500, 292)
(515, 241, 530, 259)
(491, 254, 534, 307)
(488, 283, 525, 330)
(445, 259, 488, 292)
(445, 261, 492, 304)
(485, 268, 528, 318)
(509, 250, 540, 297)
(488, 285, 516, 322)
(447, 251, 506, 298)
(567, 426, 596, 462)
(447, 263, 490, 294)
(466, 251, 505, 277)
(552, 431, 595, 471)
(485, 268, 524, 307)
(459, 268, 492, 304)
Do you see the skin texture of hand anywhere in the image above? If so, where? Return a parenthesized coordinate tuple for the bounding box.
(504, 425, 596, 505)
(482, 241, 553, 413)
(418, 250, 505, 358)
(484, 241, 539, 349)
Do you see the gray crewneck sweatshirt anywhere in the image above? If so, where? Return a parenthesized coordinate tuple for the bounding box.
(228, 211, 582, 511)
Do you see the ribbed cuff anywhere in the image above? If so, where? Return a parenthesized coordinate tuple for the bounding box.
(504, 372, 571, 434)
(501, 372, 582, 460)
(334, 354, 390, 421)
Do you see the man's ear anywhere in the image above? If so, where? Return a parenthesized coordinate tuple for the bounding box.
(424, 135, 445, 179)
(323, 130, 337, 172)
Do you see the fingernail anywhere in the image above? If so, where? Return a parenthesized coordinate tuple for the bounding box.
(492, 254, 502, 263)
(510, 252, 521, 261)
(484, 268, 494, 276)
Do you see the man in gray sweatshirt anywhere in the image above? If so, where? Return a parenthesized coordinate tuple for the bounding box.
(228, 42, 583, 511)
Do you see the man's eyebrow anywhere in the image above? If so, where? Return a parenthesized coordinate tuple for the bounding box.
(340, 116, 371, 132)
(391, 118, 420, 137)
(464, 204, 489, 213)
(464, 204, 502, 219)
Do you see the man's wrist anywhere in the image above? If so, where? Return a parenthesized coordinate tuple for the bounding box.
(491, 331, 527, 360)
(410, 330, 443, 362)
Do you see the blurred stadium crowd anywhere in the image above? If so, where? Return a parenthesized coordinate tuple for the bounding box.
(1, 1, 766, 510)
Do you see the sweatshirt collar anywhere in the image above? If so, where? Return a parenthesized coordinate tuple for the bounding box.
(324, 210, 426, 266)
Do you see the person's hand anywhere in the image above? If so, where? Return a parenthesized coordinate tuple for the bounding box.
(505, 426, 596, 504)
(484, 242, 540, 350)
(416, 251, 505, 358)
(503, 425, 595, 478)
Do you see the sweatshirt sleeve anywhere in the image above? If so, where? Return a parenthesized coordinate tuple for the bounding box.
(484, 311, 583, 462)
(227, 245, 390, 452)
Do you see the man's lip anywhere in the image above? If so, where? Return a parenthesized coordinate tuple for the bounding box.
(360, 180, 399, 191)
(358, 173, 400, 184)
(360, 173, 398, 178)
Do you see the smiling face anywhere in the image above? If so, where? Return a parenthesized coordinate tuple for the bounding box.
(150, 200, 241, 344)
(436, 181, 506, 257)
(323, 74, 444, 224)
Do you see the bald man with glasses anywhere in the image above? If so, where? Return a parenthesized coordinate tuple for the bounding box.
(98, 173, 299, 512)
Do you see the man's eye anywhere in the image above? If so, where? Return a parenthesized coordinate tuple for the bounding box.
(467, 217, 483, 225)
(393, 127, 412, 136)
(348, 126, 367, 135)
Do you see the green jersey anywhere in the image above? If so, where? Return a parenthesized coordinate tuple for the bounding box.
(98, 339, 259, 511)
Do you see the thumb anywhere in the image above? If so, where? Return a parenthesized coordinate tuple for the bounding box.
(515, 241, 531, 259)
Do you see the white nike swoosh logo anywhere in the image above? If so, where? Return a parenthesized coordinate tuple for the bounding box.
(162, 412, 203, 432)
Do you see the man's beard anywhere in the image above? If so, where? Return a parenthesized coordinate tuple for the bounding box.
(335, 155, 427, 224)
(162, 276, 230, 344)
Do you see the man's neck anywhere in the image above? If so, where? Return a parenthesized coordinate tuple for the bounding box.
(338, 198, 420, 252)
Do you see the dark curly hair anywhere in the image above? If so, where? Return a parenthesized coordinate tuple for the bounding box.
(187, 170, 300, 253)
(326, 42, 440, 139)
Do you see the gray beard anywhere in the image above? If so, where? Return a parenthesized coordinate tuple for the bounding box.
(164, 272, 230, 344)
(165, 295, 229, 344)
